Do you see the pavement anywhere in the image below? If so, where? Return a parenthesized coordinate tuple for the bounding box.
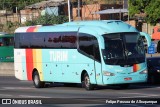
(0, 53, 160, 76)
(0, 76, 160, 106)
(0, 62, 14, 76)
(146, 53, 160, 57)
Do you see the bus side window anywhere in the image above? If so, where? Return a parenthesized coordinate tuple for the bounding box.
(0, 38, 3, 46)
(45, 32, 61, 48)
(0, 42, 3, 46)
(93, 37, 101, 62)
(4, 38, 12, 46)
(19, 34, 30, 48)
(15, 34, 20, 48)
(7, 37, 14, 46)
(61, 32, 77, 49)
(78, 33, 94, 58)
(30, 32, 45, 48)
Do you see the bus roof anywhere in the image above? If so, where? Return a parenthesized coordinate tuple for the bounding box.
(0, 34, 14, 38)
(0, 32, 8, 35)
(15, 20, 138, 34)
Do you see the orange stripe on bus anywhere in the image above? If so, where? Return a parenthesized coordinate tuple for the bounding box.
(26, 49, 33, 80)
(26, 26, 36, 32)
(133, 64, 140, 72)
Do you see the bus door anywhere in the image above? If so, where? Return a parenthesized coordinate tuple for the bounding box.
(93, 37, 103, 84)
(78, 27, 103, 84)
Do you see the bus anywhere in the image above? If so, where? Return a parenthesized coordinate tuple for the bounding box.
(0, 33, 14, 62)
(14, 20, 151, 90)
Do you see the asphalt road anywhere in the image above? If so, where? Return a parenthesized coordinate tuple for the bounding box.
(0, 76, 160, 107)
(0, 53, 160, 107)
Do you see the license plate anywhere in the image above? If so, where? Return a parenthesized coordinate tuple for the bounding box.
(124, 77, 132, 81)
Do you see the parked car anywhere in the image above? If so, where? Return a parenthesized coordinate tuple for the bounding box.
(147, 57, 160, 84)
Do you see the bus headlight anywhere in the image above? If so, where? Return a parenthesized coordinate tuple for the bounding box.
(139, 70, 148, 74)
(103, 71, 115, 76)
(157, 70, 160, 73)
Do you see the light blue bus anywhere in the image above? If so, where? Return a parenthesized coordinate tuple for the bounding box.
(14, 20, 151, 90)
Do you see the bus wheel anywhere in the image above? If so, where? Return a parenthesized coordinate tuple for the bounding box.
(83, 73, 94, 90)
(33, 71, 45, 88)
(119, 84, 130, 89)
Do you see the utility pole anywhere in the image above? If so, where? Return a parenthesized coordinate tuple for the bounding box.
(68, 0, 71, 22)
(78, 0, 81, 20)
(128, 0, 130, 24)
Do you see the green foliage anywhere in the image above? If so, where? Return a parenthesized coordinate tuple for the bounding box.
(25, 21, 37, 26)
(129, 0, 160, 25)
(0, 0, 44, 10)
(2, 21, 21, 33)
(6, 21, 13, 28)
(129, 0, 151, 17)
(25, 14, 69, 26)
(145, 0, 160, 25)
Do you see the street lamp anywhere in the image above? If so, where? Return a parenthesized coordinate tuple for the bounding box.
(68, 0, 71, 22)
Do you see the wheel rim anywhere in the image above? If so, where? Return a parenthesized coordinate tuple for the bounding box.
(84, 76, 90, 87)
(34, 75, 39, 86)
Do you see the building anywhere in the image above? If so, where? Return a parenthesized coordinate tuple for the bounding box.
(0, 0, 129, 24)
(20, 0, 68, 23)
(71, 0, 128, 21)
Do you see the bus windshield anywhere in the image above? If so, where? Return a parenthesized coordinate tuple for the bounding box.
(102, 32, 145, 65)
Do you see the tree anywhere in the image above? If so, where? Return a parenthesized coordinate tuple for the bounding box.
(145, 0, 160, 25)
(25, 14, 68, 26)
(129, 0, 160, 25)
(0, 0, 43, 11)
(129, 0, 151, 17)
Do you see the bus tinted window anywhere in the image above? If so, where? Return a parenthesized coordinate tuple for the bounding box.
(14, 34, 20, 48)
(93, 38, 101, 62)
(0, 37, 14, 46)
(61, 32, 77, 48)
(29, 33, 45, 48)
(19, 33, 30, 48)
(45, 33, 61, 48)
(4, 37, 14, 46)
(0, 38, 3, 46)
(15, 32, 77, 49)
(78, 33, 100, 61)
(79, 33, 94, 57)
(30, 33, 45, 48)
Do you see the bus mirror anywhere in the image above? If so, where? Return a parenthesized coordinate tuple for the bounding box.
(140, 32, 151, 47)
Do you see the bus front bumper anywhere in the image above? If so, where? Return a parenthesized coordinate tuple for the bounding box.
(103, 74, 147, 85)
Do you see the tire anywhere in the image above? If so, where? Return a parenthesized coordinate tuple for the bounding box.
(83, 73, 94, 90)
(119, 84, 130, 89)
(33, 71, 45, 88)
